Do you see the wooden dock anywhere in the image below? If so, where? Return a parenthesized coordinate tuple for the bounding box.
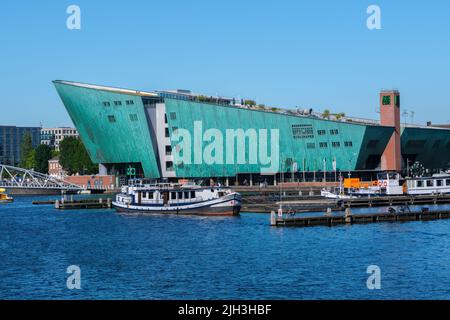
(271, 208, 450, 227)
(54, 198, 112, 210)
(33, 198, 113, 209)
(341, 194, 450, 207)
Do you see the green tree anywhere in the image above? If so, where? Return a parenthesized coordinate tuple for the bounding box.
(60, 137, 97, 175)
(322, 109, 331, 119)
(244, 99, 256, 107)
(34, 144, 52, 174)
(20, 133, 34, 169)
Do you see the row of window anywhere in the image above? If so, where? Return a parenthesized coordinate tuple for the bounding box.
(103, 100, 135, 107)
(317, 129, 339, 136)
(315, 141, 353, 149)
(107, 114, 138, 123)
(416, 179, 450, 188)
(140, 190, 197, 200)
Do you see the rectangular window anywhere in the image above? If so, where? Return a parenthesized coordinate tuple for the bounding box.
(103, 102, 110, 107)
(184, 191, 190, 199)
(446, 179, 450, 186)
(317, 130, 326, 136)
(382, 95, 391, 105)
(165, 128, 170, 138)
(191, 191, 196, 199)
(330, 129, 339, 135)
(306, 143, 315, 149)
(394, 95, 400, 107)
(164, 114, 168, 124)
(319, 142, 328, 148)
(344, 141, 353, 147)
(125, 100, 135, 105)
(426, 180, 433, 187)
(170, 112, 177, 120)
(417, 180, 423, 188)
(332, 141, 341, 148)
(114, 101, 122, 106)
(437, 180, 444, 187)
(107, 115, 116, 123)
(165, 145, 172, 155)
(129, 114, 138, 121)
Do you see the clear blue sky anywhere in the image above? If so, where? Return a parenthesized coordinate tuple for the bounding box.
(1, 0, 449, 127)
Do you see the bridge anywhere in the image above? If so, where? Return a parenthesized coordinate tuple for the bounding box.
(0, 164, 84, 194)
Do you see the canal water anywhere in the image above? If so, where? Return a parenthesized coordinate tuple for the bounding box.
(1, 196, 450, 300)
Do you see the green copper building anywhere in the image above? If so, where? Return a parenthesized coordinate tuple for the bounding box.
(53, 80, 450, 184)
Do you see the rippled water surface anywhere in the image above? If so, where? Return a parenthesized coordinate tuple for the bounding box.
(1, 196, 450, 299)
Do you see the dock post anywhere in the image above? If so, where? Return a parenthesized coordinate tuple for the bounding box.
(270, 211, 276, 226)
(55, 200, 60, 209)
(107, 198, 112, 208)
(345, 208, 353, 224)
(326, 208, 332, 216)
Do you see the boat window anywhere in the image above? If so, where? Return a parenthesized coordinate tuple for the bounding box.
(437, 180, 444, 187)
(148, 192, 154, 200)
(447, 179, 450, 186)
(178, 191, 183, 199)
(417, 180, 423, 188)
(184, 191, 190, 199)
(426, 180, 434, 187)
(218, 192, 225, 197)
(171, 192, 177, 200)
(191, 191, 196, 199)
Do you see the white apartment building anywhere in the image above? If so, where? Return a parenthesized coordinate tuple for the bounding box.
(41, 127, 79, 151)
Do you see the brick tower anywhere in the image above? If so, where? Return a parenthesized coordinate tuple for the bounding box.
(380, 90, 402, 171)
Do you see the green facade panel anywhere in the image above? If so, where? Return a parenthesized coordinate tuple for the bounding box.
(401, 127, 450, 170)
(53, 81, 161, 178)
(165, 99, 394, 178)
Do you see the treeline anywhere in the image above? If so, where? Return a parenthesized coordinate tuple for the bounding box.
(20, 134, 97, 175)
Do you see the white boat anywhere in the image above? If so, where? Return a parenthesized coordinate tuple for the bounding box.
(406, 174, 450, 195)
(321, 172, 404, 199)
(112, 181, 242, 216)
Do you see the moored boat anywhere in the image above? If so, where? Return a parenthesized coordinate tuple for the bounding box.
(112, 181, 241, 216)
(0, 188, 14, 203)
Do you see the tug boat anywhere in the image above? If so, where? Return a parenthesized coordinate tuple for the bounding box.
(112, 181, 242, 216)
(0, 188, 14, 203)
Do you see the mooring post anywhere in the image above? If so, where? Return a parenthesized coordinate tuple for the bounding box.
(345, 208, 353, 224)
(270, 211, 276, 226)
(326, 208, 332, 216)
(55, 200, 60, 209)
(107, 198, 112, 208)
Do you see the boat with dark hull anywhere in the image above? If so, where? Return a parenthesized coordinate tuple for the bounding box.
(112, 182, 241, 216)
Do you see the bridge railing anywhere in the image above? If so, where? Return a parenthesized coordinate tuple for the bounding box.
(0, 164, 84, 191)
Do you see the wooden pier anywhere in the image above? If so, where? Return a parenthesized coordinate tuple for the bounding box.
(340, 194, 450, 208)
(271, 208, 450, 227)
(54, 198, 112, 210)
(33, 198, 113, 209)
